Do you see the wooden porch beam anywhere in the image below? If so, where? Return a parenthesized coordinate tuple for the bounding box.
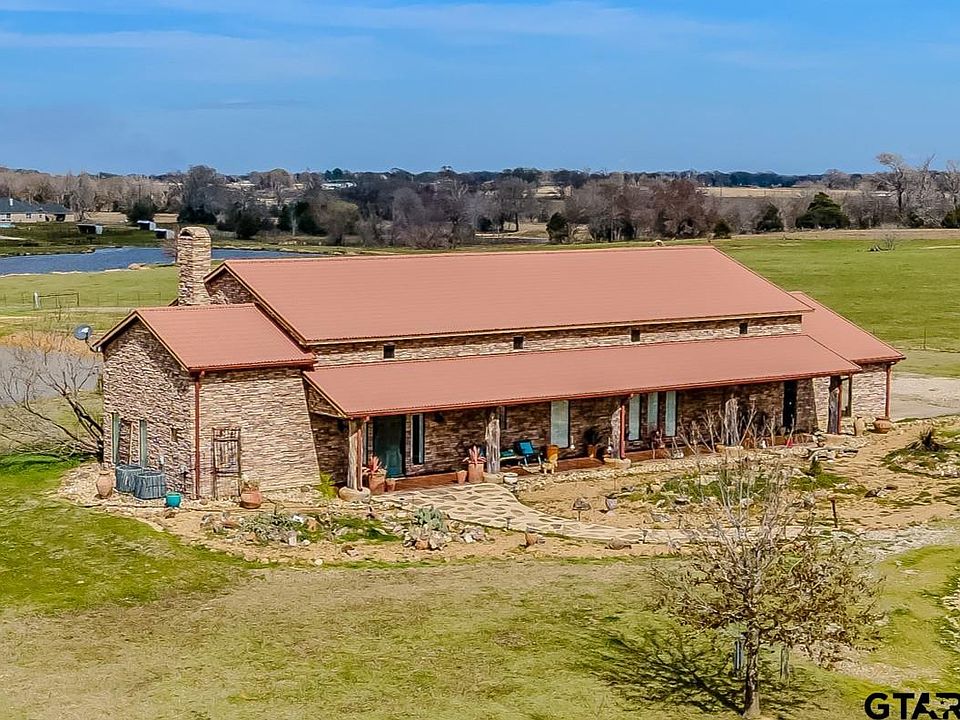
(485, 408, 501, 474)
(346, 418, 365, 489)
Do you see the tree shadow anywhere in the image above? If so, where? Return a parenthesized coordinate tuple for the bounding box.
(581, 622, 828, 718)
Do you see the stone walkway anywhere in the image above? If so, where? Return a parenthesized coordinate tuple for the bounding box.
(372, 483, 694, 545)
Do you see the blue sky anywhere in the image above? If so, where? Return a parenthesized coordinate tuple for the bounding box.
(1, 1, 958, 175)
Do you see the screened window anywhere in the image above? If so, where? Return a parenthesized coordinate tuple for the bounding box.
(138, 419, 148, 467)
(630, 328, 641, 342)
(550, 400, 570, 447)
(664, 391, 677, 437)
(513, 335, 524, 350)
(739, 322, 748, 335)
(628, 395, 641, 440)
(111, 413, 120, 465)
(383, 344, 395, 359)
(411, 413, 425, 465)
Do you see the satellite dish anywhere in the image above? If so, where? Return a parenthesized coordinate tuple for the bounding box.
(73, 325, 93, 342)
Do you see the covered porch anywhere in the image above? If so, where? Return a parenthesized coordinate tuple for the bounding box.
(303, 333, 860, 491)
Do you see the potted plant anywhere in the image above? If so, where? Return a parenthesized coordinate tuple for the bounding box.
(583, 427, 603, 459)
(239, 478, 262, 509)
(363, 456, 388, 495)
(464, 445, 486, 483)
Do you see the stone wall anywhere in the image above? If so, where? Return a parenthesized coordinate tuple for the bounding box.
(198, 369, 320, 495)
(853, 363, 889, 420)
(310, 316, 802, 366)
(101, 322, 194, 491)
(310, 414, 348, 482)
(207, 271, 256, 305)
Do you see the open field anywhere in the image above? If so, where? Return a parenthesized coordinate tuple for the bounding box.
(3, 454, 960, 719)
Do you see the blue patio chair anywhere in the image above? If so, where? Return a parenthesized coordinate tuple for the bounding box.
(516, 440, 541, 467)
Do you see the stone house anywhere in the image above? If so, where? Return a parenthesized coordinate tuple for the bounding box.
(96, 227, 904, 497)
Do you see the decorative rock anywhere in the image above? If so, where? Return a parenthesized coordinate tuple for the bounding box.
(341, 544, 360, 557)
(338, 486, 371, 502)
(606, 538, 631, 551)
(305, 517, 320, 533)
(524, 531, 542, 548)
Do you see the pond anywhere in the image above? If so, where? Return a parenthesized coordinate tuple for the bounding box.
(0, 246, 298, 276)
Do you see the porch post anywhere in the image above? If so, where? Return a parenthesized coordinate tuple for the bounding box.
(611, 401, 624, 459)
(884, 363, 892, 419)
(346, 418, 365, 490)
(485, 408, 501, 474)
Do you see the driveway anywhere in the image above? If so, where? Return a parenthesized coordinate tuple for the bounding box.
(892, 373, 960, 419)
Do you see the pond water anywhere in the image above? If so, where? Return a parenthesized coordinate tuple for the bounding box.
(0, 246, 297, 276)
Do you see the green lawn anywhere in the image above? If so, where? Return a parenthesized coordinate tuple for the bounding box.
(0, 455, 959, 719)
(0, 222, 158, 255)
(720, 235, 960, 375)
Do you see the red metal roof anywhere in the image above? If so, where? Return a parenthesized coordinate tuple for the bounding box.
(790, 292, 904, 365)
(304, 334, 859, 417)
(212, 246, 812, 343)
(96, 304, 315, 372)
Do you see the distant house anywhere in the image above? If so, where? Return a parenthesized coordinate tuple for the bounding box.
(155, 228, 175, 241)
(136, 220, 157, 232)
(38, 202, 75, 222)
(0, 197, 75, 223)
(77, 223, 103, 235)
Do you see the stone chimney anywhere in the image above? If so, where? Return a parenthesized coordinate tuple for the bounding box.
(176, 226, 212, 305)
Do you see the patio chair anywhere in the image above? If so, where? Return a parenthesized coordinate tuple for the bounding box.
(516, 440, 541, 467)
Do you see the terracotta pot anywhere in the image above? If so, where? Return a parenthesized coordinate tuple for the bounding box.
(466, 464, 484, 483)
(95, 472, 114, 499)
(586, 444, 598, 459)
(368, 472, 386, 495)
(385, 477, 397, 492)
(874, 417, 893, 434)
(456, 469, 468, 484)
(239, 487, 263, 509)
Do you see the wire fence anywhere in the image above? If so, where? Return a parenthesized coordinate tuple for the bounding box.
(0, 290, 170, 308)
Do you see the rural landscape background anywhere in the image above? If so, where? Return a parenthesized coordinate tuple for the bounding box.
(6, 1, 960, 718)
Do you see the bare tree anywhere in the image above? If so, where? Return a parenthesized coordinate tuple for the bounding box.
(0, 319, 102, 459)
(654, 455, 879, 718)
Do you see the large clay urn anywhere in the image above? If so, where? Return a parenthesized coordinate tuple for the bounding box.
(95, 471, 114, 499)
(873, 417, 893, 434)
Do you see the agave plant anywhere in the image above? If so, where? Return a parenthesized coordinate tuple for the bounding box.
(464, 445, 486, 465)
(362, 455, 386, 477)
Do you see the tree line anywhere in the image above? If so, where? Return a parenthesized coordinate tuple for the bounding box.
(3, 152, 960, 244)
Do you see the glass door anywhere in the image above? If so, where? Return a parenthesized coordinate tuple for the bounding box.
(373, 416, 406, 478)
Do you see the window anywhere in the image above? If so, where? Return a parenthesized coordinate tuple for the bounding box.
(664, 391, 677, 436)
(513, 335, 524, 350)
(630, 328, 641, 342)
(550, 400, 570, 447)
(111, 413, 120, 465)
(383, 344, 395, 359)
(739, 322, 749, 335)
(646, 392, 659, 431)
(138, 419, 148, 467)
(411, 413, 425, 464)
(171, 426, 181, 443)
(628, 395, 641, 440)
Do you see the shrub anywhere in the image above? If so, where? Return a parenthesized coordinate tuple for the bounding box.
(712, 218, 732, 239)
(754, 203, 784, 233)
(125, 198, 156, 224)
(795, 192, 850, 229)
(546, 212, 569, 243)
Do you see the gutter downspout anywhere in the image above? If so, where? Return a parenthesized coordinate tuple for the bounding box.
(194, 371, 204, 498)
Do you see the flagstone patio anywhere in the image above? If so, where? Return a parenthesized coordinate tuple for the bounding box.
(371, 482, 693, 545)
